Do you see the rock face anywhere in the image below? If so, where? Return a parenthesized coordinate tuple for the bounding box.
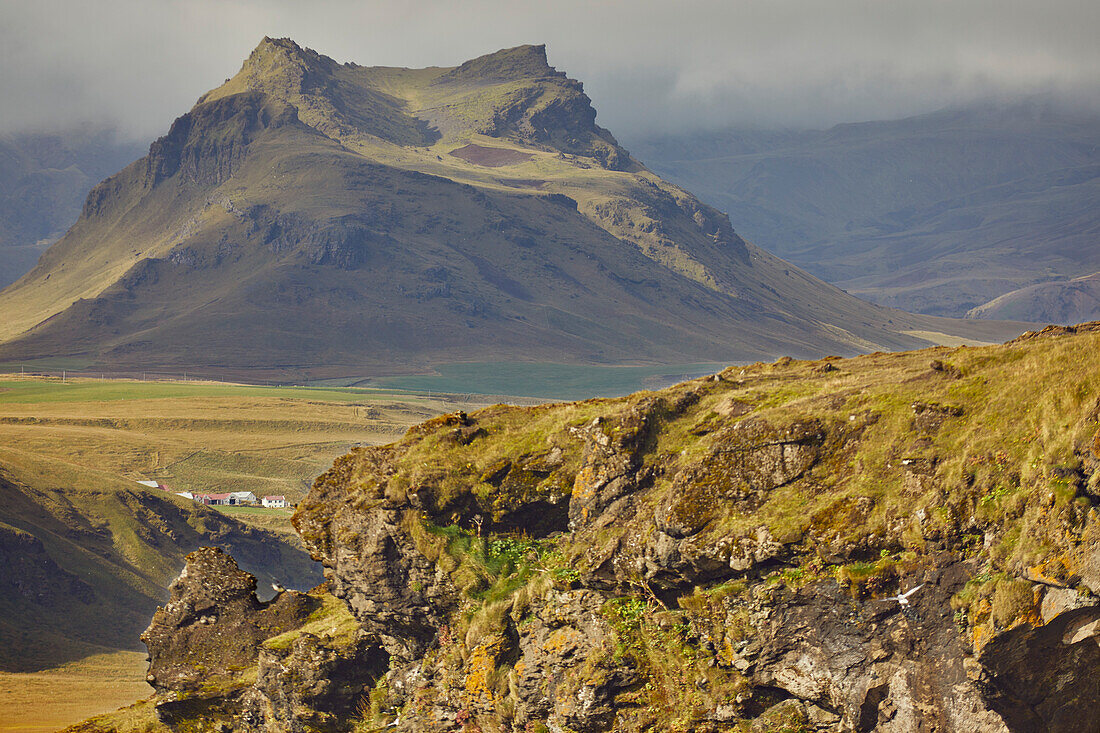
(244, 630, 387, 732)
(142, 548, 315, 717)
(141, 547, 387, 730)
(294, 445, 459, 662)
(723, 557, 1010, 732)
(295, 332, 1100, 733)
(107, 330, 1100, 732)
(977, 597, 1100, 731)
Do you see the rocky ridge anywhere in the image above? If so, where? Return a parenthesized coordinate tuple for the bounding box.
(78, 326, 1100, 731)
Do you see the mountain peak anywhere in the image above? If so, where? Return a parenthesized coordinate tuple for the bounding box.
(0, 39, 1017, 371)
(238, 35, 338, 83)
(439, 44, 563, 84)
(256, 35, 301, 53)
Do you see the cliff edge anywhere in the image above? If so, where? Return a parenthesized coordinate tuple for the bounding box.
(75, 325, 1100, 732)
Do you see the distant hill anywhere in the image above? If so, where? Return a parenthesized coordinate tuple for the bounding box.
(0, 129, 144, 288)
(967, 270, 1100, 323)
(629, 101, 1100, 320)
(0, 39, 1019, 379)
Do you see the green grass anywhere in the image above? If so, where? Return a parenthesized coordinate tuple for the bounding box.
(376, 362, 728, 400)
(262, 593, 361, 653)
(210, 505, 296, 537)
(0, 357, 94, 371)
(0, 378, 427, 405)
(0, 374, 462, 505)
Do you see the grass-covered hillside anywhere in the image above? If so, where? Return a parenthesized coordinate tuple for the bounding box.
(0, 376, 467, 675)
(0, 39, 1021, 378)
(296, 322, 1100, 731)
(328, 324, 1100, 604)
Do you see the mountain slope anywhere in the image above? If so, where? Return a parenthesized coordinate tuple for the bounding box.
(968, 270, 1100, 323)
(629, 101, 1100, 318)
(0, 129, 144, 288)
(0, 40, 1019, 376)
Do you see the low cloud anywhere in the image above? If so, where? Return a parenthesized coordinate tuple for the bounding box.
(3, 0, 1097, 140)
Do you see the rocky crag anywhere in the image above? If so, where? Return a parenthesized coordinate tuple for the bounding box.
(76, 325, 1100, 732)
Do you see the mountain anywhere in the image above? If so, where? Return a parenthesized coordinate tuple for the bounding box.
(73, 324, 1100, 732)
(0, 128, 144, 288)
(0, 39, 1019, 378)
(628, 101, 1100, 319)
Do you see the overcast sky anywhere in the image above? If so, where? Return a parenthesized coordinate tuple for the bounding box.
(2, 0, 1098, 141)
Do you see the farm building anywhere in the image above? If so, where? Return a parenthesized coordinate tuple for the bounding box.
(262, 495, 288, 508)
(229, 491, 258, 504)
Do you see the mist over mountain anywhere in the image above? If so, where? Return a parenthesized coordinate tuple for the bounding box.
(628, 100, 1100, 322)
(3, 1, 1099, 142)
(0, 129, 144, 288)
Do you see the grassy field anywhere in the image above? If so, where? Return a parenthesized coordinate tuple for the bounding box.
(0, 375, 478, 507)
(375, 361, 729, 400)
(0, 376, 449, 405)
(211, 505, 297, 537)
(0, 651, 148, 732)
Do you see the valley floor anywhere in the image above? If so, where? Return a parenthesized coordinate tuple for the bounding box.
(0, 652, 148, 732)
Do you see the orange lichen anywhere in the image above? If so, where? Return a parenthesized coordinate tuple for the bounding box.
(464, 637, 507, 709)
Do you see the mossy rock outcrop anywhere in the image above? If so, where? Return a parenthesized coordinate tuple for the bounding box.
(78, 327, 1100, 732)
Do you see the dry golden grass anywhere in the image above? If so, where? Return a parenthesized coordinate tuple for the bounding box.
(0, 651, 149, 733)
(0, 375, 484, 505)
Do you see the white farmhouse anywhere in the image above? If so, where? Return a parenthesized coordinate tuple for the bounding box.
(262, 495, 288, 508)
